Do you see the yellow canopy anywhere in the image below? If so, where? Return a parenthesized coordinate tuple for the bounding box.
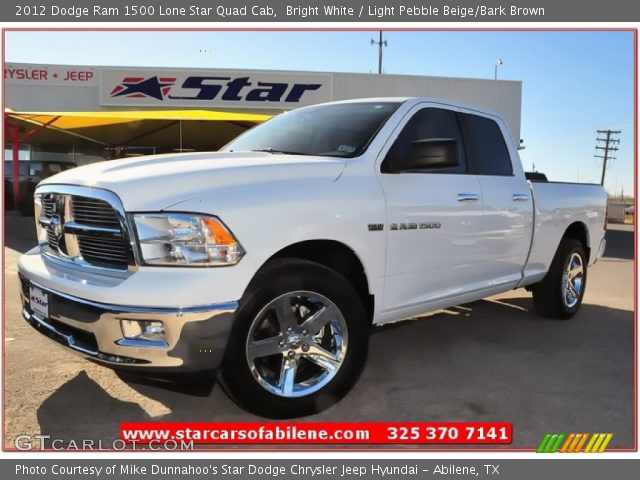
(5, 108, 273, 149)
(5, 109, 272, 129)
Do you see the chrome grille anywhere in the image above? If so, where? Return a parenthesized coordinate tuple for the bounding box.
(71, 197, 121, 228)
(42, 195, 60, 250)
(77, 234, 129, 268)
(46, 229, 60, 251)
(42, 195, 56, 216)
(36, 189, 133, 271)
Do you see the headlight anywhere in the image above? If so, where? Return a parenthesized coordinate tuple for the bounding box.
(133, 213, 245, 266)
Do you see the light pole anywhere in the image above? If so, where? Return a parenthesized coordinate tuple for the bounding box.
(494, 58, 503, 80)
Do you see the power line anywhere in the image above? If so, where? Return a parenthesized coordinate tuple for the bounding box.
(594, 129, 621, 186)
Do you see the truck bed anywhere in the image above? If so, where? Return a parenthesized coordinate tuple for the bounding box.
(522, 180, 608, 285)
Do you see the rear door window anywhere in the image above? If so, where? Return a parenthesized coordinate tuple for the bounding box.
(459, 113, 513, 176)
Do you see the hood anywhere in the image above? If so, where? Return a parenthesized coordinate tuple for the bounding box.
(40, 151, 346, 210)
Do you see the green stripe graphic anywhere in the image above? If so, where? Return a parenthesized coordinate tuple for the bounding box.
(537, 433, 566, 453)
(549, 433, 566, 452)
(537, 433, 552, 453)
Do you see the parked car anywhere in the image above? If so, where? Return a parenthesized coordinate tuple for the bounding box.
(18, 98, 607, 418)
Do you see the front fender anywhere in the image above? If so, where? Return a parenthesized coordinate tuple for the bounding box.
(166, 172, 387, 307)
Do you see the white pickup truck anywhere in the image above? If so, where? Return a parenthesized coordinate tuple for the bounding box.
(19, 98, 607, 418)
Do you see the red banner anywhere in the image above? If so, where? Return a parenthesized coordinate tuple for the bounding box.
(120, 422, 512, 445)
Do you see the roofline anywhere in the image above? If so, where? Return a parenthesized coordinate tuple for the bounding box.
(308, 97, 507, 119)
(4, 61, 522, 85)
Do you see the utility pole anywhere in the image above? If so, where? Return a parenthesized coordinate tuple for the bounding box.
(371, 31, 387, 74)
(595, 129, 621, 186)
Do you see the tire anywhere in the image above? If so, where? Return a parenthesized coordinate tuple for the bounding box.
(220, 258, 369, 418)
(531, 238, 587, 319)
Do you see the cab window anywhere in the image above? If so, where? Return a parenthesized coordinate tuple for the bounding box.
(382, 108, 467, 174)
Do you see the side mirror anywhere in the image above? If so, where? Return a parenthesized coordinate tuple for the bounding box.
(390, 138, 459, 172)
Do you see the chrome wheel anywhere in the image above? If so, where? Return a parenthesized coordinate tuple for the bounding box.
(245, 291, 348, 398)
(562, 252, 584, 309)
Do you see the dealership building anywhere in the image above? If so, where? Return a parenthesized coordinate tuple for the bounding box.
(4, 62, 522, 207)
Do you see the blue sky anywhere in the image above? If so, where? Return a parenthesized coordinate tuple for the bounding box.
(5, 30, 635, 194)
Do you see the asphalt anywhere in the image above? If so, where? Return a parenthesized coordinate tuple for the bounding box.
(3, 217, 635, 450)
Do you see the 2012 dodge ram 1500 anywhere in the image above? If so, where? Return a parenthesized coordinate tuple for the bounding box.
(18, 98, 607, 418)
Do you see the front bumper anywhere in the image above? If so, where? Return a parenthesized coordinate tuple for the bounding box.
(19, 275, 237, 373)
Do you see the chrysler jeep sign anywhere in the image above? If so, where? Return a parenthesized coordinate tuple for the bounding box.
(101, 69, 332, 109)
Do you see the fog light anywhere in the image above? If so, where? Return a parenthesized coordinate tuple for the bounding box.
(120, 320, 166, 342)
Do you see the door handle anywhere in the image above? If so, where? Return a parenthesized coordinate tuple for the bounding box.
(512, 193, 529, 202)
(457, 193, 480, 202)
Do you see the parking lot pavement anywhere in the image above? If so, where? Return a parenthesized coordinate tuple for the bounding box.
(3, 217, 635, 450)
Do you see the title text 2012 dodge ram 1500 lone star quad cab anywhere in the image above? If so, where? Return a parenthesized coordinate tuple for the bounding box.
(19, 98, 607, 418)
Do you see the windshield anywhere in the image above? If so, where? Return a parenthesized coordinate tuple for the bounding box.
(222, 101, 402, 158)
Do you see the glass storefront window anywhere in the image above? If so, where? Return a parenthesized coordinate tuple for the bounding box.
(4, 144, 31, 161)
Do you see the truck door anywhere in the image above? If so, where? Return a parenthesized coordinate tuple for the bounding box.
(458, 112, 534, 287)
(376, 105, 485, 313)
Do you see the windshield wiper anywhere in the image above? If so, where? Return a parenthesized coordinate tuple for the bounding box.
(250, 148, 309, 156)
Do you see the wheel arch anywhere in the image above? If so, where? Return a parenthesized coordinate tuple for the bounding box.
(255, 240, 375, 324)
(562, 221, 591, 262)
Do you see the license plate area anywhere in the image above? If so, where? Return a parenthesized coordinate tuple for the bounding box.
(29, 285, 49, 320)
